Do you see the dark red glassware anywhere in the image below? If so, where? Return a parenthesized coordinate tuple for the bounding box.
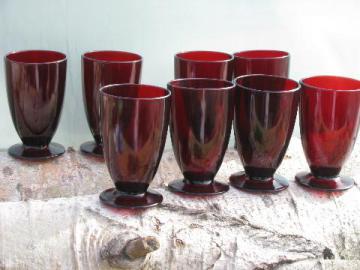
(230, 75, 300, 192)
(5, 50, 67, 160)
(168, 78, 234, 195)
(99, 84, 170, 209)
(174, 50, 234, 80)
(233, 50, 289, 78)
(296, 76, 360, 191)
(232, 50, 290, 148)
(81, 50, 142, 157)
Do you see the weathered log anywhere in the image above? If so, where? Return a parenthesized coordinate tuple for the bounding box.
(0, 137, 359, 269)
(100, 235, 160, 269)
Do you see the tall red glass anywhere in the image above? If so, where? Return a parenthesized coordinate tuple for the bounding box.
(81, 51, 142, 157)
(232, 50, 290, 147)
(99, 84, 170, 209)
(168, 78, 234, 195)
(233, 50, 289, 78)
(174, 50, 234, 80)
(230, 75, 300, 192)
(5, 50, 67, 160)
(296, 76, 360, 191)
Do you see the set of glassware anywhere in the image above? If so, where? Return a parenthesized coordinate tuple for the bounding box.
(4, 49, 360, 209)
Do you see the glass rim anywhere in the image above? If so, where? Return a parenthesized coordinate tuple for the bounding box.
(168, 78, 235, 91)
(233, 50, 290, 60)
(5, 50, 67, 65)
(175, 50, 234, 63)
(100, 83, 171, 101)
(234, 74, 300, 93)
(82, 50, 142, 63)
(300, 75, 360, 92)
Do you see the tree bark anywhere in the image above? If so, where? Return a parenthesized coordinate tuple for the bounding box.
(0, 137, 359, 269)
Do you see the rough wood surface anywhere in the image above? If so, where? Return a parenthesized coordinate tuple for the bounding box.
(0, 137, 359, 270)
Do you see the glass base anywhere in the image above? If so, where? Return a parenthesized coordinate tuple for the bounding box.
(168, 179, 229, 196)
(80, 141, 103, 158)
(99, 188, 163, 209)
(229, 171, 289, 193)
(8, 142, 65, 161)
(295, 171, 354, 191)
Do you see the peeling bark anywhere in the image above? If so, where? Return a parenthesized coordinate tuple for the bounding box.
(0, 138, 359, 269)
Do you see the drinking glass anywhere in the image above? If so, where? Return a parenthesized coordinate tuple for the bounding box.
(233, 50, 289, 78)
(5, 50, 67, 160)
(81, 50, 142, 157)
(168, 78, 234, 195)
(232, 50, 290, 148)
(296, 75, 360, 191)
(175, 50, 234, 80)
(99, 84, 170, 208)
(230, 74, 300, 192)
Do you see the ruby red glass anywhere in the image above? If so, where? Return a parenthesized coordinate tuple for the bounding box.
(232, 50, 290, 148)
(174, 50, 234, 80)
(81, 50, 142, 157)
(233, 50, 289, 78)
(168, 78, 234, 195)
(99, 84, 170, 209)
(296, 76, 360, 191)
(5, 50, 67, 160)
(230, 75, 300, 192)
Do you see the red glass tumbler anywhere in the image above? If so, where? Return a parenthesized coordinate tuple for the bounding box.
(233, 50, 289, 78)
(81, 51, 142, 157)
(168, 78, 234, 195)
(296, 75, 360, 191)
(230, 75, 300, 192)
(233, 50, 290, 148)
(5, 50, 67, 160)
(99, 84, 170, 208)
(174, 50, 234, 80)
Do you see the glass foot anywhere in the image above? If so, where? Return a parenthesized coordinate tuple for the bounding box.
(8, 142, 65, 161)
(80, 141, 103, 157)
(229, 171, 289, 193)
(99, 188, 163, 209)
(295, 171, 354, 191)
(168, 179, 229, 196)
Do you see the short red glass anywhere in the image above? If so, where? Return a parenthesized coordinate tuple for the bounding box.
(174, 50, 234, 80)
(99, 84, 170, 209)
(230, 75, 300, 192)
(233, 50, 289, 78)
(81, 50, 142, 157)
(296, 76, 360, 191)
(5, 50, 67, 160)
(168, 78, 234, 195)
